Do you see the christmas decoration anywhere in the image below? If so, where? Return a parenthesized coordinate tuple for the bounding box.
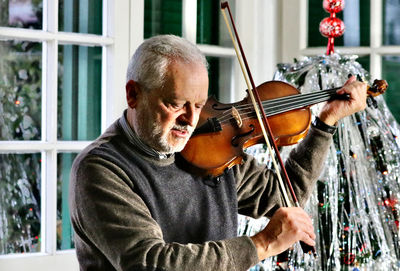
(241, 53, 400, 270)
(319, 0, 345, 55)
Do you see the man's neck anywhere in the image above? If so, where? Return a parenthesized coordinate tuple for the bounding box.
(122, 110, 170, 160)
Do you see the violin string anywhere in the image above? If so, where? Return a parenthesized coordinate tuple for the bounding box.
(217, 89, 339, 124)
(217, 88, 338, 122)
(219, 96, 335, 125)
(240, 96, 336, 123)
(261, 89, 338, 114)
(232, 88, 339, 112)
(218, 95, 331, 123)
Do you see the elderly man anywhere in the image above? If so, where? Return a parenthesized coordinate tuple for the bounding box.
(70, 35, 367, 270)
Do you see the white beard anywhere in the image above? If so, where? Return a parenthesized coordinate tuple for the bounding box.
(134, 97, 194, 154)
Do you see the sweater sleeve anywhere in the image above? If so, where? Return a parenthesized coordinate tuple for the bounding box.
(235, 125, 333, 218)
(69, 155, 259, 271)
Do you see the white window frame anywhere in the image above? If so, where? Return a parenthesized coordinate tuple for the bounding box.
(0, 0, 131, 270)
(281, 0, 400, 81)
(0, 0, 278, 270)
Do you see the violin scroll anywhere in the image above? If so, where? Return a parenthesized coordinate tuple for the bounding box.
(368, 79, 388, 97)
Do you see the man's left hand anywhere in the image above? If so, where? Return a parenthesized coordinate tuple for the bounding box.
(318, 75, 367, 126)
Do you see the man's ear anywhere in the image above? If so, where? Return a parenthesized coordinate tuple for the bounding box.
(126, 80, 141, 108)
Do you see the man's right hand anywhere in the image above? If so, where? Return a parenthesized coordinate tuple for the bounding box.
(250, 207, 316, 261)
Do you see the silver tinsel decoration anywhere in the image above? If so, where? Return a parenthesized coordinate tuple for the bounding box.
(240, 54, 400, 270)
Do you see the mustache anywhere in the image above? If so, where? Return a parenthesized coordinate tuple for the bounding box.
(172, 124, 194, 133)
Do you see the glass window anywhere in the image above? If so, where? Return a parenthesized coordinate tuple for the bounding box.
(0, 153, 41, 255)
(383, 0, 400, 45)
(382, 55, 400, 122)
(0, 0, 110, 263)
(58, 0, 102, 35)
(196, 0, 234, 47)
(57, 152, 77, 250)
(144, 0, 182, 38)
(357, 55, 370, 72)
(207, 56, 233, 102)
(308, 0, 370, 47)
(0, 40, 42, 141)
(0, 0, 43, 29)
(197, 0, 219, 45)
(58, 45, 102, 141)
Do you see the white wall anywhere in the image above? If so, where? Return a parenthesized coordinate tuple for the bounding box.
(233, 0, 282, 101)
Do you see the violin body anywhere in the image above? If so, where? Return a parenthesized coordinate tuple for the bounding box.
(181, 81, 312, 177)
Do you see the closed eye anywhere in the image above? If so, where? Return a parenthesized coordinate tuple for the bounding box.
(195, 103, 205, 109)
(170, 102, 185, 110)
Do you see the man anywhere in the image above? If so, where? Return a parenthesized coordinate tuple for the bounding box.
(70, 35, 367, 270)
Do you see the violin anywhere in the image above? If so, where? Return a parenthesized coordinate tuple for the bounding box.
(181, 79, 388, 177)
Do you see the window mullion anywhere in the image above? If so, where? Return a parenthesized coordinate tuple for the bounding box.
(130, 0, 144, 56)
(182, 0, 197, 44)
(0, 27, 113, 46)
(43, 40, 58, 255)
(370, 52, 382, 81)
(370, 0, 383, 79)
(44, 0, 59, 33)
(197, 44, 235, 57)
(103, 0, 132, 128)
(42, 148, 58, 255)
(102, 0, 110, 132)
(43, 0, 59, 255)
(370, 0, 382, 50)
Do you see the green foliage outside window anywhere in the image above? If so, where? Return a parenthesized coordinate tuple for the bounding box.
(0, 0, 43, 29)
(0, 41, 41, 140)
(0, 41, 42, 254)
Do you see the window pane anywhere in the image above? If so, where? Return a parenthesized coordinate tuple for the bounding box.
(58, 0, 102, 35)
(382, 56, 400, 123)
(383, 0, 400, 45)
(0, 153, 41, 255)
(0, 41, 42, 141)
(58, 45, 102, 141)
(207, 56, 233, 103)
(196, 0, 235, 46)
(57, 152, 77, 250)
(357, 55, 370, 72)
(308, 0, 370, 47)
(0, 0, 42, 29)
(144, 0, 182, 38)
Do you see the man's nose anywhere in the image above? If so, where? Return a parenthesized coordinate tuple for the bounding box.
(179, 104, 197, 127)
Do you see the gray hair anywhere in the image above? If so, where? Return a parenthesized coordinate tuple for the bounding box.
(126, 35, 208, 91)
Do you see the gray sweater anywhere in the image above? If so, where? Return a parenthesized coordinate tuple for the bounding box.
(69, 115, 332, 271)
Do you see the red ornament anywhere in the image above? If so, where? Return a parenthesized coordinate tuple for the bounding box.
(343, 253, 356, 265)
(319, 0, 346, 55)
(319, 17, 345, 38)
(323, 0, 345, 13)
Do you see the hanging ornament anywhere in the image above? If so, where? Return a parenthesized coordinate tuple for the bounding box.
(319, 0, 346, 55)
(323, 0, 345, 13)
(319, 17, 345, 38)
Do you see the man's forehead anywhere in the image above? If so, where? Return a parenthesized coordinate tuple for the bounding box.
(159, 86, 207, 102)
(160, 62, 208, 100)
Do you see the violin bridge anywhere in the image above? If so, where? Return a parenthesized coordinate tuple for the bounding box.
(231, 106, 243, 128)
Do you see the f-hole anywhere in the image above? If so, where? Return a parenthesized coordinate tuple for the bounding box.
(231, 124, 255, 147)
